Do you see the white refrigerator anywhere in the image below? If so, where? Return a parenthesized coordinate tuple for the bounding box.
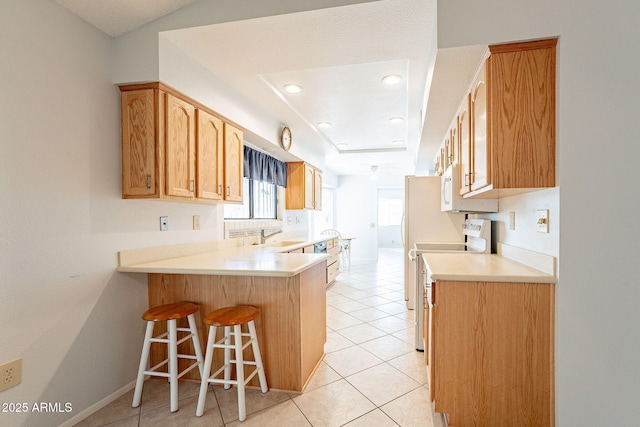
(403, 176, 465, 310)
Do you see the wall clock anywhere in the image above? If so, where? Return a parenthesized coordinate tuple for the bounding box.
(281, 126, 292, 151)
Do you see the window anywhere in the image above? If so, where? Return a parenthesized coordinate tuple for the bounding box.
(378, 197, 403, 226)
(224, 178, 277, 219)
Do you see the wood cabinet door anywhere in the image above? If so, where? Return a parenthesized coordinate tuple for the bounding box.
(304, 164, 315, 209)
(223, 123, 243, 203)
(196, 110, 223, 200)
(489, 42, 556, 189)
(432, 280, 554, 427)
(458, 95, 471, 195)
(313, 168, 322, 210)
(121, 89, 158, 197)
(471, 62, 490, 191)
(165, 93, 196, 198)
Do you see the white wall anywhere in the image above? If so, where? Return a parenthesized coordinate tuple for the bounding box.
(336, 176, 379, 260)
(336, 174, 405, 259)
(475, 187, 559, 259)
(0, 1, 222, 426)
(438, 0, 640, 424)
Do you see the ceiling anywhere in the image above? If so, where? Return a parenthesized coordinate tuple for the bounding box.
(54, 0, 486, 178)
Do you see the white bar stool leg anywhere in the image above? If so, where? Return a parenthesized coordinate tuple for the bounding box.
(132, 321, 155, 408)
(234, 324, 247, 421)
(187, 313, 204, 379)
(223, 325, 231, 390)
(196, 325, 216, 417)
(248, 320, 268, 393)
(168, 319, 178, 412)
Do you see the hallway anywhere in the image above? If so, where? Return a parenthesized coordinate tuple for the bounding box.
(76, 249, 441, 426)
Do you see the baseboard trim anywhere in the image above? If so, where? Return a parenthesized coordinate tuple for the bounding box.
(58, 380, 136, 427)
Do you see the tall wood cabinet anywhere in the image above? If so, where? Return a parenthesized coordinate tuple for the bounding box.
(286, 162, 322, 210)
(429, 279, 554, 427)
(120, 82, 243, 204)
(460, 38, 557, 198)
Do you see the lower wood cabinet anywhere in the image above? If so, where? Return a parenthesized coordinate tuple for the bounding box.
(429, 280, 554, 427)
(326, 238, 340, 285)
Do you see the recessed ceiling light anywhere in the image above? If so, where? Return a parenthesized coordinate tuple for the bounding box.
(283, 84, 302, 94)
(317, 121, 332, 128)
(382, 75, 403, 85)
(389, 117, 404, 124)
(336, 142, 348, 148)
(392, 140, 404, 145)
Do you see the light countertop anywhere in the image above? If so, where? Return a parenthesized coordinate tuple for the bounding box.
(422, 252, 557, 284)
(117, 236, 333, 277)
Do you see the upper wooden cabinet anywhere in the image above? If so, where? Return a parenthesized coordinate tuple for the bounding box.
(286, 162, 322, 210)
(223, 123, 243, 203)
(165, 93, 196, 199)
(458, 95, 472, 194)
(120, 82, 243, 204)
(121, 88, 158, 197)
(196, 109, 224, 201)
(460, 38, 557, 198)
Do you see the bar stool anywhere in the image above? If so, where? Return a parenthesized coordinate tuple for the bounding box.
(196, 305, 268, 421)
(132, 302, 204, 412)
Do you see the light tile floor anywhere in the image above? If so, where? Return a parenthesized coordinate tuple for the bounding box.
(75, 248, 444, 427)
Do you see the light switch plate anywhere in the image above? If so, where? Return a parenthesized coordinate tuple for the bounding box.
(536, 209, 549, 233)
(509, 212, 516, 230)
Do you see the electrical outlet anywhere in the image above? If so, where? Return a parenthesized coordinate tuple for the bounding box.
(160, 216, 168, 231)
(193, 215, 201, 230)
(1, 358, 22, 392)
(509, 212, 516, 230)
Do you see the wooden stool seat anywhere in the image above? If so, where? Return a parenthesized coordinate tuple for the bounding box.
(204, 305, 259, 326)
(132, 302, 204, 413)
(196, 305, 268, 421)
(142, 302, 198, 321)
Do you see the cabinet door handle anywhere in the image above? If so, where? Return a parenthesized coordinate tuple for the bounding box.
(146, 174, 151, 190)
(226, 186, 230, 197)
(190, 180, 194, 192)
(218, 184, 222, 196)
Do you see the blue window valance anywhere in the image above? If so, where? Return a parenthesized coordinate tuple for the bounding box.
(243, 146, 288, 187)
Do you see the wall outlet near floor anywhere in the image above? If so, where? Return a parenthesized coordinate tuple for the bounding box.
(160, 216, 168, 231)
(193, 215, 201, 230)
(1, 358, 22, 392)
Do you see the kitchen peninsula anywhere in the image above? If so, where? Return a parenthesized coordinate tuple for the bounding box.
(118, 238, 329, 393)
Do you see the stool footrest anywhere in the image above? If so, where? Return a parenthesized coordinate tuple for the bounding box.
(205, 366, 260, 387)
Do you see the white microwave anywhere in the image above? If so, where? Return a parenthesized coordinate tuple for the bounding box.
(441, 165, 498, 212)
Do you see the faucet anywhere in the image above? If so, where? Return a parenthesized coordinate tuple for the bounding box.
(260, 229, 282, 244)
